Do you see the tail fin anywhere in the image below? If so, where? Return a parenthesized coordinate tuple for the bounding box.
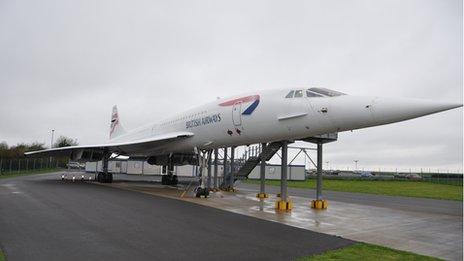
(110, 105, 126, 140)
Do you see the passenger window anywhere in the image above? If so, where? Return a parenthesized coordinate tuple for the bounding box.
(306, 90, 323, 98)
(294, 90, 303, 98)
(285, 90, 294, 98)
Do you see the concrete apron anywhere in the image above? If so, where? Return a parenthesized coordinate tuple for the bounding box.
(102, 182, 462, 261)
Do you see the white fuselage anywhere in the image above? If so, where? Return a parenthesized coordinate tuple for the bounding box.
(109, 88, 461, 157)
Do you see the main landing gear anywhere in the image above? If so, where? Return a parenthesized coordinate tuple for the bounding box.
(161, 174, 178, 186)
(162, 159, 178, 186)
(97, 172, 113, 183)
(97, 149, 113, 183)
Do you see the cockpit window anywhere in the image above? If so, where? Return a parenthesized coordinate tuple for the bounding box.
(285, 90, 294, 98)
(286, 88, 345, 98)
(309, 87, 346, 97)
(306, 90, 324, 98)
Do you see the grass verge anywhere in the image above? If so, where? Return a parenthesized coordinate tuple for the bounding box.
(297, 243, 440, 261)
(245, 179, 462, 201)
(0, 249, 5, 261)
(0, 168, 60, 180)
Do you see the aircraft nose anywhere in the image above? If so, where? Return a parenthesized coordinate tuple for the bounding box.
(370, 97, 463, 125)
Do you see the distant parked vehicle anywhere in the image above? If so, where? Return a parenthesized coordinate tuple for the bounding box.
(360, 171, 373, 178)
(67, 162, 84, 169)
(406, 173, 422, 180)
(306, 169, 317, 177)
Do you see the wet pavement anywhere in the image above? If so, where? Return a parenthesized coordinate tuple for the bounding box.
(98, 173, 463, 261)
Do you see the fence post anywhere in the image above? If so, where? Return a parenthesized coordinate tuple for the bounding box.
(18, 159, 21, 173)
(9, 159, 12, 173)
(33, 158, 36, 170)
(26, 158, 29, 171)
(40, 158, 43, 169)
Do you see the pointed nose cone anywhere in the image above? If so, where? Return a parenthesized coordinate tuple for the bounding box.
(371, 97, 463, 126)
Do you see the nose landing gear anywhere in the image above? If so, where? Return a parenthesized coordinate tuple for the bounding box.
(194, 149, 212, 198)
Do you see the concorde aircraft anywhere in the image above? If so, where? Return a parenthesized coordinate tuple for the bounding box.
(25, 88, 462, 192)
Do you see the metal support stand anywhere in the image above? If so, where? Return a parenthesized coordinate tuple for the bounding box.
(257, 143, 268, 199)
(311, 142, 328, 209)
(222, 147, 228, 189)
(206, 150, 212, 190)
(229, 146, 235, 191)
(304, 133, 337, 210)
(316, 142, 323, 200)
(281, 142, 288, 202)
(276, 141, 292, 210)
(213, 148, 218, 191)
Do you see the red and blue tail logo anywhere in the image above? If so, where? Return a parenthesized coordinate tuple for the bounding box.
(219, 95, 260, 115)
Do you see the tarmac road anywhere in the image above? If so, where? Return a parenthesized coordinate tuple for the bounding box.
(0, 172, 353, 261)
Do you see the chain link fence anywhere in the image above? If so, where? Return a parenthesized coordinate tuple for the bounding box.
(307, 169, 463, 186)
(0, 157, 68, 175)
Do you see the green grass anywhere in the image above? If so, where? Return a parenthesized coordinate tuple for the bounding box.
(0, 249, 5, 261)
(0, 168, 60, 180)
(246, 179, 463, 201)
(297, 243, 440, 261)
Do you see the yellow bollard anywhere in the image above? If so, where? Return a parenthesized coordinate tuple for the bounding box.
(311, 199, 328, 209)
(275, 200, 293, 211)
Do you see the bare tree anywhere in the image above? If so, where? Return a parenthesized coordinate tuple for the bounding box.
(54, 136, 78, 148)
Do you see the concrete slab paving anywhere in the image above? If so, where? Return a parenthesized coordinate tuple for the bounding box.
(102, 177, 463, 261)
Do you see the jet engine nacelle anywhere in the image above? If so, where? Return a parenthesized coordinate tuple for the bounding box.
(147, 153, 198, 166)
(70, 150, 103, 162)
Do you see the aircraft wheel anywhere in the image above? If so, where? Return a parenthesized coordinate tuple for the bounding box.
(195, 188, 202, 198)
(172, 175, 178, 186)
(195, 187, 208, 198)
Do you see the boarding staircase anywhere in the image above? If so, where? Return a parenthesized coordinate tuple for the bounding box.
(220, 134, 339, 188)
(221, 142, 282, 188)
(234, 142, 282, 180)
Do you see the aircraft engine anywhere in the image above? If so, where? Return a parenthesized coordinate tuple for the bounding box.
(147, 153, 198, 166)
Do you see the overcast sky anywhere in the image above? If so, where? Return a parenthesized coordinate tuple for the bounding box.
(0, 0, 462, 172)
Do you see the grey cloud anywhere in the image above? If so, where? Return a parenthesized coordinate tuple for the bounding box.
(0, 0, 461, 171)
